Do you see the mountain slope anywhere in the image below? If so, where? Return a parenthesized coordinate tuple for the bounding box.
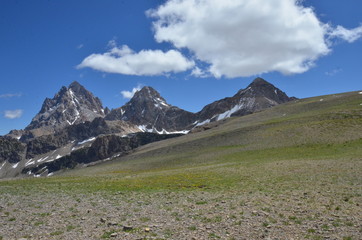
(62, 90, 362, 178)
(24, 81, 105, 137)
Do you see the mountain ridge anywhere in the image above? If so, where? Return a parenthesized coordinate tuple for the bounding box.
(1, 77, 296, 178)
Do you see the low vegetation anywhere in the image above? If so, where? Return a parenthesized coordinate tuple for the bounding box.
(0, 91, 361, 239)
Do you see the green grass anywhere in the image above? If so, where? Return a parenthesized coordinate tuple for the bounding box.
(0, 91, 361, 195)
(50, 231, 63, 236)
(101, 230, 117, 239)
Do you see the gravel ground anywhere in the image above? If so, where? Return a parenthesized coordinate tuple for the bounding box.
(1, 188, 361, 240)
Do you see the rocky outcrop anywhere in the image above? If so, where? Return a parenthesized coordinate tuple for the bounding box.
(0, 137, 26, 164)
(25, 117, 140, 159)
(23, 132, 182, 175)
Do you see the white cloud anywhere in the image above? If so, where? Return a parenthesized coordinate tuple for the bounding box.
(191, 67, 209, 78)
(4, 109, 23, 119)
(77, 44, 84, 49)
(329, 25, 362, 43)
(121, 85, 142, 99)
(0, 93, 22, 98)
(147, 0, 332, 78)
(77, 44, 194, 76)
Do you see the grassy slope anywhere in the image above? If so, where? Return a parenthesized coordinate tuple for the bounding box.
(2, 91, 361, 194)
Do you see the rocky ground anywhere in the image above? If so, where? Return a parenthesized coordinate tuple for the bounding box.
(1, 188, 361, 240)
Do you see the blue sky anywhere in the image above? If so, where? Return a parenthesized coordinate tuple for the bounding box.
(1, 0, 361, 135)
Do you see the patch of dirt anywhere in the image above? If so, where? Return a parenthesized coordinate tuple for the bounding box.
(1, 189, 361, 239)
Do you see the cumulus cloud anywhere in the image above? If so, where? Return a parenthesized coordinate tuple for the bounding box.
(329, 25, 362, 43)
(4, 109, 23, 119)
(0, 93, 22, 98)
(121, 85, 142, 99)
(77, 44, 194, 76)
(147, 0, 333, 78)
(77, 0, 362, 79)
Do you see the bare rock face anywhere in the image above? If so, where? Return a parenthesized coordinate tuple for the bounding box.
(25, 81, 105, 137)
(23, 132, 182, 175)
(25, 117, 140, 159)
(0, 137, 26, 164)
(106, 87, 196, 133)
(195, 77, 295, 125)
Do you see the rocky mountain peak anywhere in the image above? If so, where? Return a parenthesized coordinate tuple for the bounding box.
(106, 86, 195, 133)
(196, 78, 295, 124)
(25, 81, 105, 137)
(130, 87, 170, 109)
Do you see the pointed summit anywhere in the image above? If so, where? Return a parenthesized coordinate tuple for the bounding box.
(106, 86, 195, 133)
(25, 82, 105, 137)
(129, 86, 170, 109)
(250, 77, 269, 85)
(247, 77, 276, 90)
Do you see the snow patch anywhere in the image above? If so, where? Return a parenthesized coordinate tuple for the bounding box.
(45, 154, 63, 163)
(25, 159, 35, 167)
(12, 162, 19, 169)
(155, 97, 170, 107)
(0, 162, 6, 170)
(78, 137, 96, 145)
(155, 129, 189, 135)
(195, 119, 211, 127)
(274, 89, 278, 95)
(138, 125, 188, 134)
(138, 125, 152, 133)
(47, 173, 54, 177)
(217, 104, 242, 121)
(359, 92, 362, 94)
(320, 99, 324, 102)
(38, 156, 49, 163)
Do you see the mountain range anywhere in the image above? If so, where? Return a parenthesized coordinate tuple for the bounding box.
(0, 78, 295, 178)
